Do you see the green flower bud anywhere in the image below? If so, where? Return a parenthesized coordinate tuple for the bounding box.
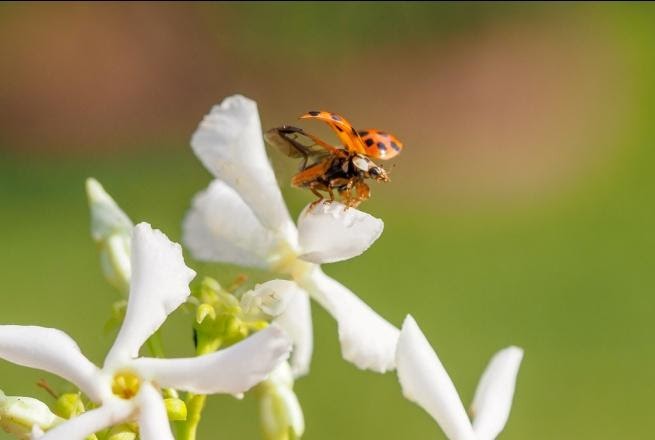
(200, 277, 222, 296)
(0, 390, 63, 439)
(164, 398, 187, 421)
(106, 424, 137, 440)
(53, 393, 85, 419)
(196, 304, 216, 325)
(193, 277, 222, 305)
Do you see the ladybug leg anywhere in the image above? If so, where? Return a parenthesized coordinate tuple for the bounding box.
(350, 180, 370, 208)
(308, 181, 329, 211)
(337, 178, 360, 210)
(327, 186, 335, 202)
(331, 177, 352, 207)
(339, 188, 351, 206)
(329, 177, 349, 205)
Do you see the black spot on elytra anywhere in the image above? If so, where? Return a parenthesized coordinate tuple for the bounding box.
(365, 138, 374, 147)
(308, 111, 320, 116)
(376, 142, 387, 151)
(390, 141, 401, 151)
(330, 114, 342, 121)
(358, 131, 369, 137)
(336, 126, 344, 132)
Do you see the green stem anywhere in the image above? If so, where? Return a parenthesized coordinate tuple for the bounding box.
(176, 336, 220, 440)
(176, 394, 207, 440)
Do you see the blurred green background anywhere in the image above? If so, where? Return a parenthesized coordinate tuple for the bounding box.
(1, 2, 654, 439)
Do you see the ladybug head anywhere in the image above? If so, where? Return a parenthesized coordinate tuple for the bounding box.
(352, 154, 389, 182)
(368, 164, 389, 182)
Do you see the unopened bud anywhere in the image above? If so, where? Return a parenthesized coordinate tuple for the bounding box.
(258, 364, 304, 440)
(86, 178, 133, 294)
(105, 424, 137, 440)
(0, 390, 63, 439)
(164, 398, 187, 421)
(196, 304, 216, 325)
(53, 393, 85, 419)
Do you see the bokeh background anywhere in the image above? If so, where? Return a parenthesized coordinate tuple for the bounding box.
(1, 2, 654, 439)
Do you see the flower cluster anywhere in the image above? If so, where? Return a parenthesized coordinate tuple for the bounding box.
(0, 94, 524, 440)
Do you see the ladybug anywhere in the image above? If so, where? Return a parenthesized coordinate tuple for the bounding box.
(265, 110, 404, 208)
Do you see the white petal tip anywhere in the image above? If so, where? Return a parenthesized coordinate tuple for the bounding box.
(191, 95, 294, 232)
(398, 315, 422, 347)
(470, 345, 524, 440)
(85, 177, 105, 200)
(297, 202, 384, 264)
(86, 178, 133, 242)
(503, 346, 524, 359)
(86, 177, 120, 210)
(396, 314, 477, 440)
(136, 222, 196, 279)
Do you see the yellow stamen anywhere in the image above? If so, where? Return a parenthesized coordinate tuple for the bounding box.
(111, 371, 141, 400)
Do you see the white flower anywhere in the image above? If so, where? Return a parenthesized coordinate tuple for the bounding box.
(0, 223, 291, 440)
(183, 95, 399, 376)
(240, 280, 298, 321)
(395, 316, 523, 440)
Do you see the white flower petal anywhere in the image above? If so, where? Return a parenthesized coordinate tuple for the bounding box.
(132, 325, 291, 395)
(471, 346, 524, 440)
(301, 269, 398, 373)
(191, 95, 296, 240)
(396, 316, 476, 440)
(297, 202, 384, 264)
(0, 326, 102, 402)
(105, 223, 196, 366)
(273, 285, 313, 378)
(85, 178, 133, 243)
(241, 280, 298, 319)
(183, 180, 285, 268)
(137, 382, 174, 440)
(36, 401, 133, 440)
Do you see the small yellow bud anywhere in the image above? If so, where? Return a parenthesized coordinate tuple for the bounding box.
(196, 304, 216, 324)
(164, 398, 187, 421)
(106, 424, 137, 440)
(53, 393, 85, 419)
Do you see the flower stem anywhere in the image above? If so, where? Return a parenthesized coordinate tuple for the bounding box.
(176, 336, 219, 440)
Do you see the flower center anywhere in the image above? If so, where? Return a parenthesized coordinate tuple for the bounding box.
(111, 370, 141, 400)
